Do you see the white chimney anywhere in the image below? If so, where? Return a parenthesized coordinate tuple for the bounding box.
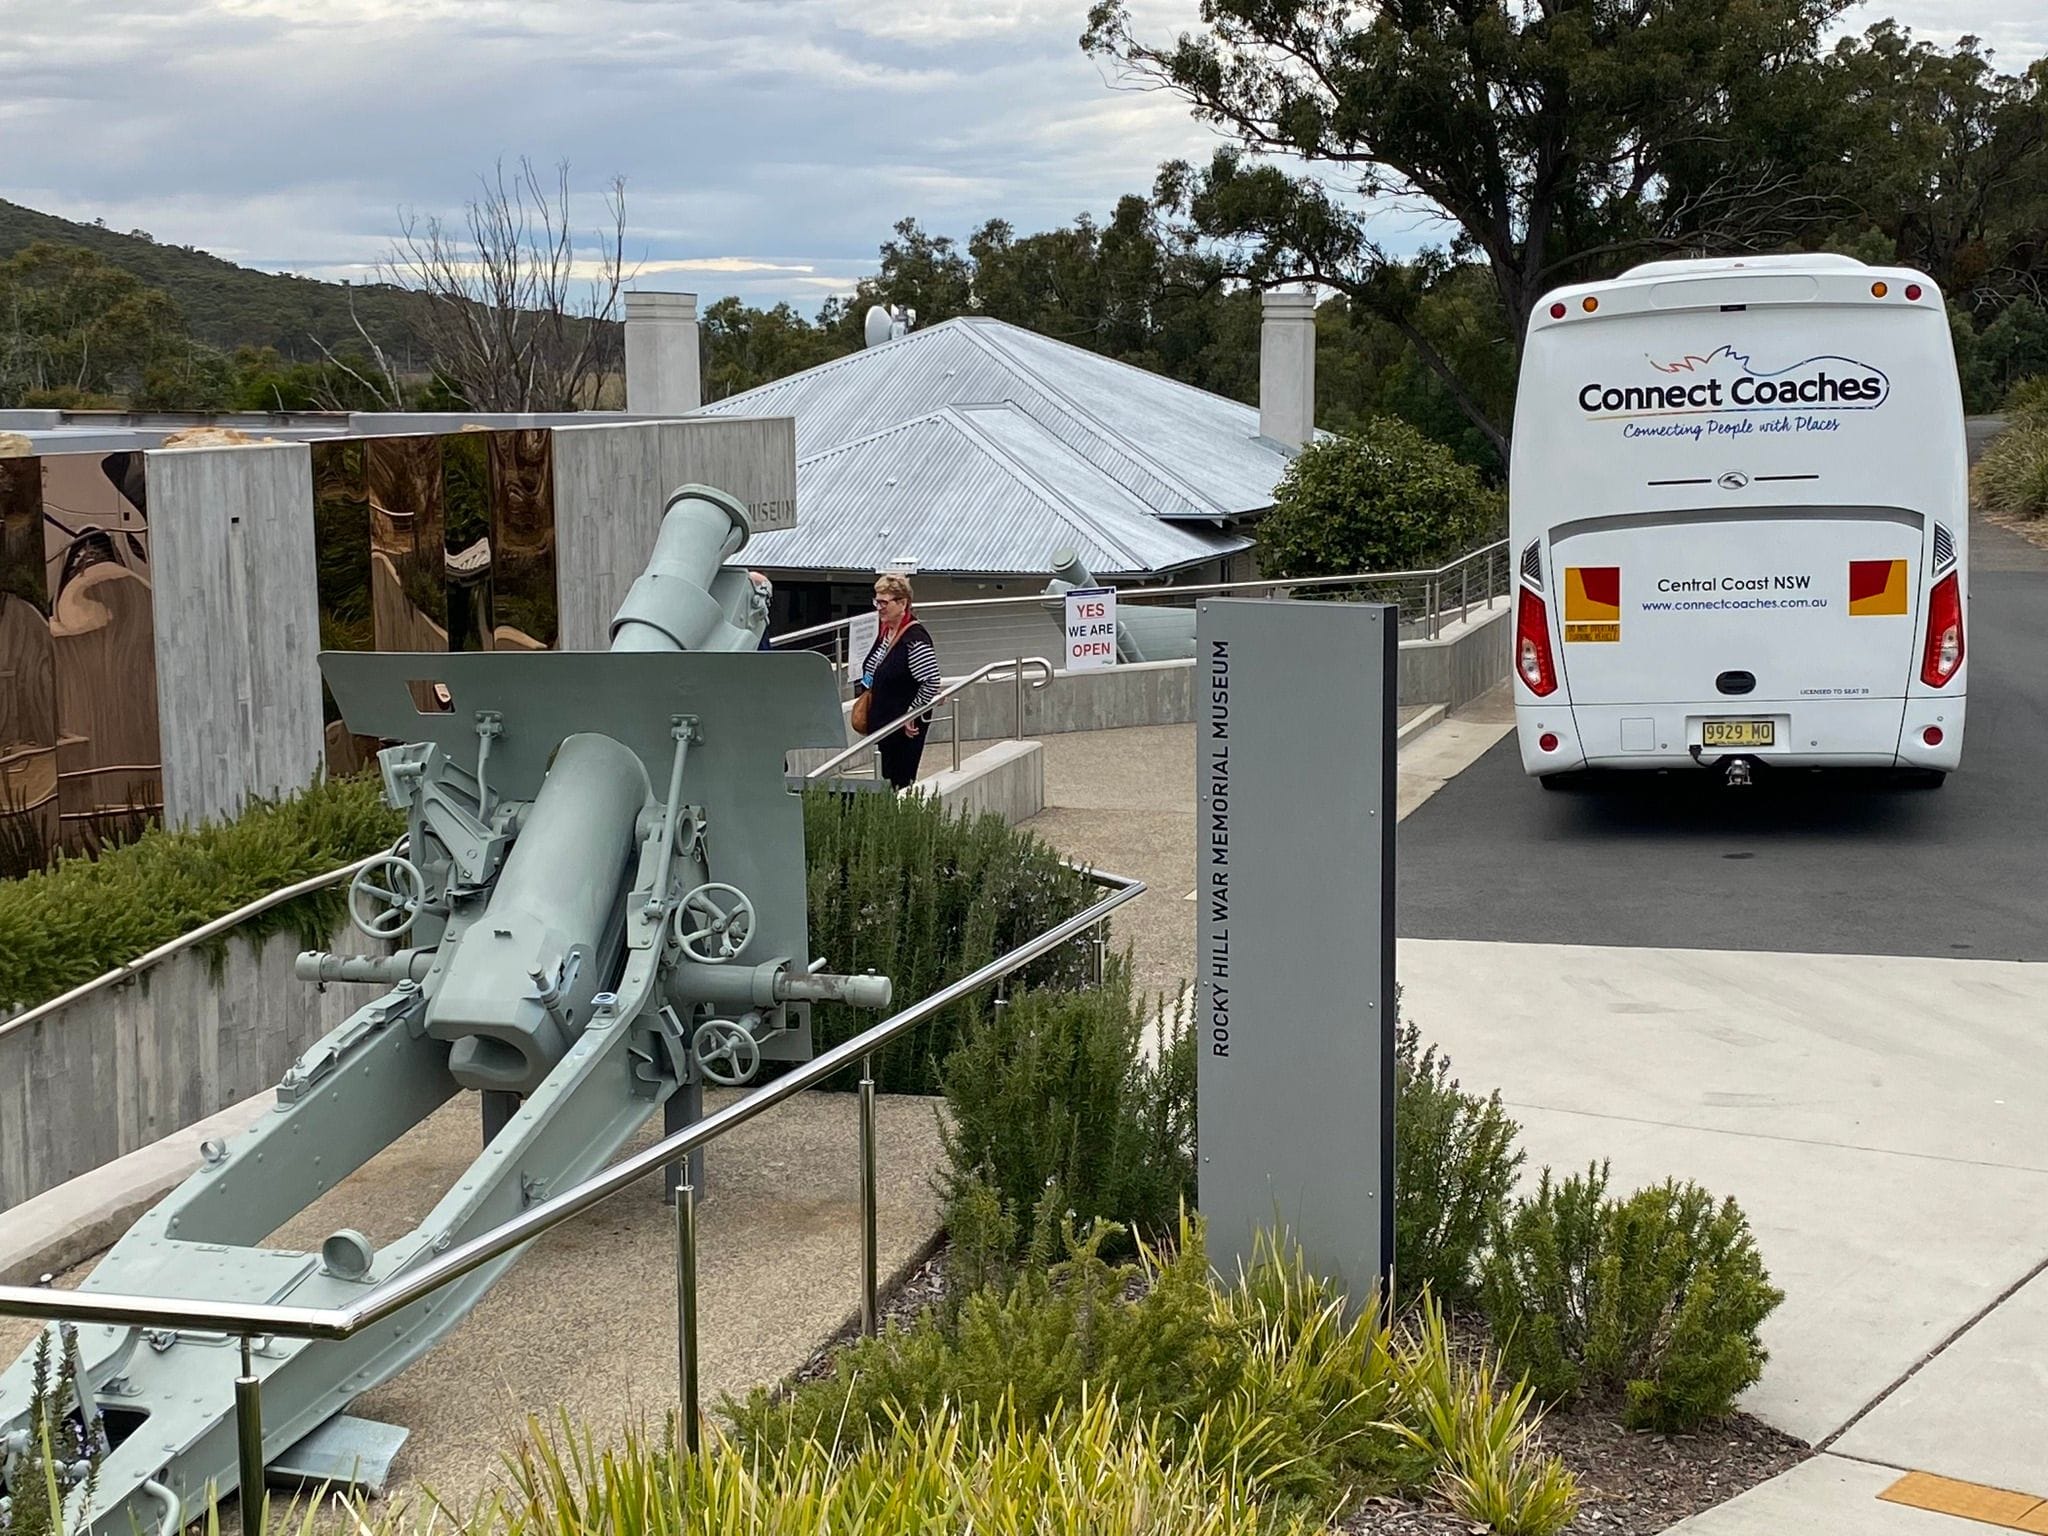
(624, 290, 701, 413)
(1259, 287, 1317, 450)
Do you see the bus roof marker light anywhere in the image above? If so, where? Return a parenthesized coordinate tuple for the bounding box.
(1581, 296, 1599, 313)
(1905, 283, 1923, 301)
(1871, 281, 1889, 298)
(1549, 302, 1567, 320)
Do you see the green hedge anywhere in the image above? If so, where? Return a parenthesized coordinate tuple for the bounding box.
(800, 788, 1102, 1094)
(0, 775, 403, 1014)
(0, 780, 1103, 1080)
(939, 966, 1195, 1276)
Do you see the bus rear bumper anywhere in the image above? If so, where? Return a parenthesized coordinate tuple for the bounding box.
(1517, 696, 1966, 776)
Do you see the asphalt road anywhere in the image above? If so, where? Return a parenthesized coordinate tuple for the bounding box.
(1398, 503, 2048, 960)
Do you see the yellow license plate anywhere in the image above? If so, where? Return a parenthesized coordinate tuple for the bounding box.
(1702, 720, 1775, 748)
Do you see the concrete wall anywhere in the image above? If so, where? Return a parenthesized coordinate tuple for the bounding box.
(553, 418, 798, 650)
(0, 924, 383, 1211)
(946, 658, 1196, 740)
(916, 603, 1507, 743)
(920, 739, 1044, 825)
(1398, 604, 1509, 714)
(146, 443, 326, 827)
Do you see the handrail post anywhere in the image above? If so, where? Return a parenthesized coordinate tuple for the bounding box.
(859, 1053, 879, 1337)
(676, 1181, 700, 1454)
(951, 703, 961, 773)
(1013, 655, 1024, 739)
(235, 1335, 265, 1536)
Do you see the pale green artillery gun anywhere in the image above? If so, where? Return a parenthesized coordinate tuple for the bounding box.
(0, 485, 889, 1533)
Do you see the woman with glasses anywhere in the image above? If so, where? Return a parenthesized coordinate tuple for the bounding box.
(855, 572, 942, 790)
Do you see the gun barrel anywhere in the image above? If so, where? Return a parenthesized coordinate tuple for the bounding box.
(609, 486, 758, 653)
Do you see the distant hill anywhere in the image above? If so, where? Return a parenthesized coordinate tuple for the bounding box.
(0, 198, 423, 361)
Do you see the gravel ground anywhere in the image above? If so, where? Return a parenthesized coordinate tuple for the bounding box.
(1336, 1402, 1807, 1535)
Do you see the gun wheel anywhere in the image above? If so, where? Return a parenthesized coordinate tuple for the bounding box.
(349, 852, 427, 940)
(692, 1018, 762, 1086)
(672, 882, 756, 963)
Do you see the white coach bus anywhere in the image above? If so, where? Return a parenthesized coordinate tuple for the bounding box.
(1508, 254, 1969, 789)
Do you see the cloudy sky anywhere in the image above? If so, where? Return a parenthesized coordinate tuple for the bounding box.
(3, 0, 2045, 315)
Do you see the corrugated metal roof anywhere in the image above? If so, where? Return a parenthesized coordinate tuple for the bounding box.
(736, 404, 1249, 578)
(697, 315, 1298, 575)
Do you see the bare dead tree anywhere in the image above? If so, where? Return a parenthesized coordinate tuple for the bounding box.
(308, 280, 409, 410)
(375, 158, 631, 412)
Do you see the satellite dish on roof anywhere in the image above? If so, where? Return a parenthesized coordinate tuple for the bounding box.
(863, 304, 918, 348)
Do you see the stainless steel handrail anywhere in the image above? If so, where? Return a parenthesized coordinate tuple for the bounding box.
(805, 657, 1053, 782)
(767, 539, 1510, 650)
(0, 866, 1143, 1342)
(0, 854, 383, 1042)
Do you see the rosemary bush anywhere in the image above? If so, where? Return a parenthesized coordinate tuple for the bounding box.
(0, 775, 402, 1014)
(1395, 1016, 1524, 1305)
(1479, 1161, 1785, 1431)
(939, 966, 1194, 1277)
(798, 787, 1101, 1094)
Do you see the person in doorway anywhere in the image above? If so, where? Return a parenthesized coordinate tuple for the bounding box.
(855, 572, 941, 790)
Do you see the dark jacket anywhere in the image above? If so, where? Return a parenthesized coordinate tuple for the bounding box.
(860, 619, 938, 731)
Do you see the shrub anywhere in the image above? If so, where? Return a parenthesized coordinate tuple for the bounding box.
(0, 774, 403, 1014)
(484, 1392, 1307, 1536)
(1395, 1301, 1582, 1536)
(0, 1327, 101, 1536)
(726, 1213, 1229, 1462)
(2003, 374, 2048, 421)
(1256, 418, 1505, 579)
(800, 788, 1102, 1094)
(1396, 1017, 1524, 1305)
(727, 1216, 1577, 1533)
(939, 968, 1194, 1274)
(1479, 1162, 1785, 1431)
(1973, 413, 2048, 521)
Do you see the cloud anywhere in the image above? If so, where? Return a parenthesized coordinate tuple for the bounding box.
(0, 0, 2041, 318)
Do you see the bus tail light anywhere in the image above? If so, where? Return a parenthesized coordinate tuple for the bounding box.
(1920, 572, 1964, 687)
(1517, 589, 1558, 696)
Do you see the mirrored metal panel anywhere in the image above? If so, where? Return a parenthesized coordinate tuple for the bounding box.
(42, 451, 162, 859)
(311, 439, 383, 778)
(441, 428, 494, 652)
(0, 456, 58, 876)
(486, 430, 557, 651)
(368, 435, 449, 652)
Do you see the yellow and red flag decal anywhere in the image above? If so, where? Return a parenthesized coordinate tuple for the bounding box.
(1848, 559, 1908, 616)
(1564, 566, 1621, 642)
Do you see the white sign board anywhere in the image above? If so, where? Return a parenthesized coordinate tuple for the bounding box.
(1063, 586, 1118, 671)
(846, 611, 880, 679)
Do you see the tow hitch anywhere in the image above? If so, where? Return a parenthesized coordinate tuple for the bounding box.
(1690, 744, 1756, 787)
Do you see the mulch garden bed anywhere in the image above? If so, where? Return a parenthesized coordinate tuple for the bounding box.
(784, 1244, 1810, 1535)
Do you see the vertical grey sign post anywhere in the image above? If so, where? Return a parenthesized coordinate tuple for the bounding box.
(1195, 598, 1395, 1306)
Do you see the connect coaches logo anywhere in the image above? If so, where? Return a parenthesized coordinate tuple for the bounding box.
(1577, 344, 1890, 416)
